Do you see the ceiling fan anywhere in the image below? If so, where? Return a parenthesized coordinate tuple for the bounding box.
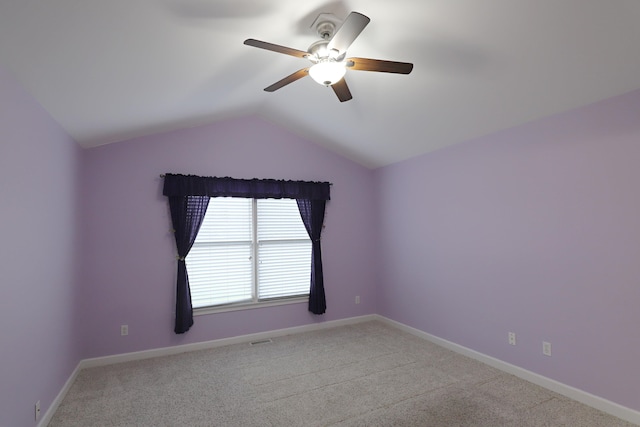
(244, 11, 413, 102)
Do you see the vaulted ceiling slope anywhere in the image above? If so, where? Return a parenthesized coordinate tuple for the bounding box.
(1, 1, 639, 168)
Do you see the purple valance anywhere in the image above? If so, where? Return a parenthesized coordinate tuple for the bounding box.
(162, 174, 331, 200)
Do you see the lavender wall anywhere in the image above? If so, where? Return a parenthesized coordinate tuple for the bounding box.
(79, 116, 377, 358)
(0, 66, 82, 426)
(375, 89, 640, 410)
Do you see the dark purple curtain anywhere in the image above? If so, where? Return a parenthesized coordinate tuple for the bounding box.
(167, 195, 209, 334)
(163, 174, 330, 200)
(296, 199, 327, 314)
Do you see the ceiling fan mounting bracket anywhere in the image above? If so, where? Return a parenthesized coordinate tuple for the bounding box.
(310, 13, 343, 39)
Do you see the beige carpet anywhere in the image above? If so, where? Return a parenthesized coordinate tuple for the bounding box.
(50, 321, 636, 426)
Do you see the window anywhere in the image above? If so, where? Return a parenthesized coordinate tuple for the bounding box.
(163, 174, 329, 333)
(186, 197, 312, 309)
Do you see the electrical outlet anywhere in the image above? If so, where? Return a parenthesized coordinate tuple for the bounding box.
(355, 296, 360, 304)
(35, 400, 40, 421)
(543, 341, 552, 356)
(121, 325, 128, 336)
(508, 332, 516, 346)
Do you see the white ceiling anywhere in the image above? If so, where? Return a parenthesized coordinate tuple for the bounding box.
(1, 1, 640, 168)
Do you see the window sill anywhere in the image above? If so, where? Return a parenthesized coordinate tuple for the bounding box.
(194, 296, 309, 316)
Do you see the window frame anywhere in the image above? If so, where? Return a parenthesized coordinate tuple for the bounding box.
(189, 197, 311, 315)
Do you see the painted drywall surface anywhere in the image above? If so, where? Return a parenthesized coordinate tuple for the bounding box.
(79, 116, 377, 358)
(0, 66, 82, 427)
(375, 88, 640, 410)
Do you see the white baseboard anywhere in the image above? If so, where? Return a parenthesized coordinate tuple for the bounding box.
(38, 363, 81, 427)
(42, 314, 376, 425)
(375, 315, 640, 426)
(80, 314, 378, 369)
(42, 313, 640, 426)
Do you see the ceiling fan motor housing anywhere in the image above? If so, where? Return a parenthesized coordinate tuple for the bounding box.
(307, 40, 341, 61)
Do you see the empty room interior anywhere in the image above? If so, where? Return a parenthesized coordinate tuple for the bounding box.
(2, 1, 640, 426)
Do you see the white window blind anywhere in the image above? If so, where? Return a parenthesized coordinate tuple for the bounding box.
(257, 198, 311, 299)
(186, 197, 311, 309)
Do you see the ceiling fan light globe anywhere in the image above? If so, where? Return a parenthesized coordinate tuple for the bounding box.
(309, 61, 346, 86)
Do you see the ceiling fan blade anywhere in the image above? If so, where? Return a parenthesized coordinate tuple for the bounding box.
(327, 12, 370, 54)
(244, 39, 309, 59)
(264, 68, 309, 92)
(346, 57, 414, 74)
(331, 78, 352, 102)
